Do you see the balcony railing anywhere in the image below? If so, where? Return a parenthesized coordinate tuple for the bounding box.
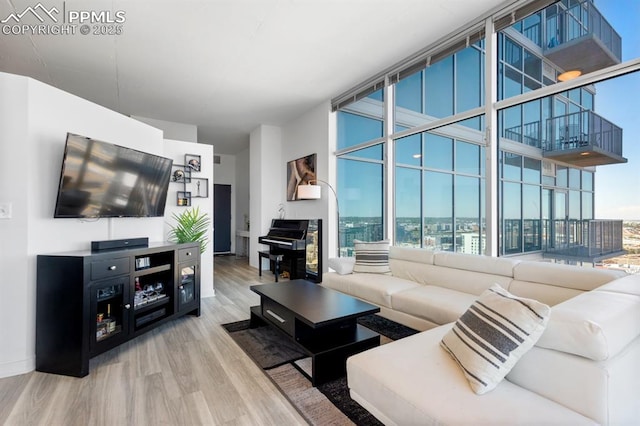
(544, 110, 622, 154)
(543, 219, 624, 262)
(544, 0, 622, 74)
(543, 110, 626, 166)
(504, 120, 542, 148)
(504, 110, 626, 166)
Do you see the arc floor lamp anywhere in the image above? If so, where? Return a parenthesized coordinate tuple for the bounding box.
(297, 179, 341, 257)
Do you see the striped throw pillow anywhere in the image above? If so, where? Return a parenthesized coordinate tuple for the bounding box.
(440, 284, 550, 395)
(352, 240, 391, 274)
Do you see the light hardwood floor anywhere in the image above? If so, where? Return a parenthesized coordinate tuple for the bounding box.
(0, 255, 308, 426)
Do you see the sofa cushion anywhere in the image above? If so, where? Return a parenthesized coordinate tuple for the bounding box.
(327, 257, 355, 275)
(507, 341, 640, 425)
(595, 273, 640, 296)
(347, 324, 596, 425)
(391, 286, 478, 325)
(441, 285, 550, 394)
(536, 289, 640, 361)
(352, 240, 391, 274)
(513, 261, 624, 292)
(434, 251, 519, 277)
(421, 264, 513, 296)
(389, 245, 436, 264)
(321, 272, 419, 308)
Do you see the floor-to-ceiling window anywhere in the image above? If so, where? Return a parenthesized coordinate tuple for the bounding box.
(336, 90, 385, 256)
(392, 42, 486, 252)
(395, 126, 485, 253)
(333, 0, 638, 260)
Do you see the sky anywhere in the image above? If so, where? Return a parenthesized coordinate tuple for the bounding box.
(591, 0, 640, 220)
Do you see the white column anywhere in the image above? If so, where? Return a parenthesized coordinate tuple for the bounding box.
(384, 79, 395, 242)
(484, 17, 499, 257)
(249, 125, 283, 268)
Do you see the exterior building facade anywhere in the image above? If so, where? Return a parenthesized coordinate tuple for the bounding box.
(335, 0, 628, 263)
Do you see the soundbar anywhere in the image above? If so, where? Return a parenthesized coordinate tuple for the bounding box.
(91, 237, 149, 252)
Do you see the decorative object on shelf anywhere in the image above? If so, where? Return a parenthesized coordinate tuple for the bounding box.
(278, 203, 285, 219)
(286, 153, 316, 201)
(189, 178, 209, 198)
(185, 154, 201, 171)
(171, 164, 191, 183)
(177, 191, 191, 206)
(297, 179, 341, 257)
(168, 206, 211, 254)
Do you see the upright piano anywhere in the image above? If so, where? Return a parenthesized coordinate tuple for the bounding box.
(258, 219, 322, 282)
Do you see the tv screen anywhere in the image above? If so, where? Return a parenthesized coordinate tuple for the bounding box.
(54, 133, 173, 218)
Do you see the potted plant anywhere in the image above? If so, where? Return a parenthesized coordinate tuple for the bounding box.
(168, 206, 211, 254)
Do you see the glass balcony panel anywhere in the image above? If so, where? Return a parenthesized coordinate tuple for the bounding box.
(544, 219, 624, 262)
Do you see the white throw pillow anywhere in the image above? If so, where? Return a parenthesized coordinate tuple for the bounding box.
(327, 257, 355, 275)
(352, 239, 391, 274)
(440, 284, 550, 395)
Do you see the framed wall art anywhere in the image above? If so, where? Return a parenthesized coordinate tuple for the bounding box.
(286, 153, 316, 201)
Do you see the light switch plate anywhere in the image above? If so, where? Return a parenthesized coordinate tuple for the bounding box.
(0, 202, 12, 219)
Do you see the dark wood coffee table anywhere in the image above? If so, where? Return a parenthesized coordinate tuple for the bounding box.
(250, 279, 380, 385)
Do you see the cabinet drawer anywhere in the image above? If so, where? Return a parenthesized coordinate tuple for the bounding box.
(91, 258, 130, 280)
(178, 248, 197, 262)
(262, 299, 295, 336)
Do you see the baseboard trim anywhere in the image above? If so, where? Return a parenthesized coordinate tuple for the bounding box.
(0, 356, 34, 379)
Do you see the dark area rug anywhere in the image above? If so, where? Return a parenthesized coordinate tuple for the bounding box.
(222, 314, 418, 425)
(222, 320, 307, 369)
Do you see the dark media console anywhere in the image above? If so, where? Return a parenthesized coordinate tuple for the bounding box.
(36, 241, 201, 377)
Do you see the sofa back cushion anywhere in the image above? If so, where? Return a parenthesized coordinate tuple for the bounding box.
(433, 252, 519, 277)
(535, 288, 640, 361)
(507, 340, 640, 425)
(390, 250, 517, 295)
(509, 261, 625, 306)
(389, 246, 436, 264)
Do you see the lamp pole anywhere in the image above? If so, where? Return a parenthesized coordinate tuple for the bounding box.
(300, 179, 341, 257)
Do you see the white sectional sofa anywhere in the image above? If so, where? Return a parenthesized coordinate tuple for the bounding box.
(322, 246, 640, 425)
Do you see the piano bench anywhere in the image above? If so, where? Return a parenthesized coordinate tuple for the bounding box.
(258, 251, 284, 282)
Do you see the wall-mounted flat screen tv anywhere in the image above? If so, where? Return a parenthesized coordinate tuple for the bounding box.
(54, 133, 173, 218)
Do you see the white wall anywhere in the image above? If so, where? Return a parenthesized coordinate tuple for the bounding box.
(163, 139, 215, 298)
(0, 73, 30, 378)
(235, 147, 250, 234)
(282, 102, 334, 268)
(132, 116, 198, 143)
(249, 125, 283, 269)
(0, 72, 209, 378)
(213, 153, 237, 253)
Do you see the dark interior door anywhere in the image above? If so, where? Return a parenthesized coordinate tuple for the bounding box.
(214, 184, 231, 253)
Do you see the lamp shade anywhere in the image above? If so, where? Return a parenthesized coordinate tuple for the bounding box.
(297, 184, 322, 200)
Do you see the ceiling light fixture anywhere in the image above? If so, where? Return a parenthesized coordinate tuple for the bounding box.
(558, 70, 582, 82)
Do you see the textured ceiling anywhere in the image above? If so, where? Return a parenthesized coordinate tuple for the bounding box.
(0, 0, 510, 153)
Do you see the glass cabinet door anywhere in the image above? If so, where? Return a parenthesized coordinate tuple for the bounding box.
(178, 264, 197, 310)
(90, 277, 129, 352)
